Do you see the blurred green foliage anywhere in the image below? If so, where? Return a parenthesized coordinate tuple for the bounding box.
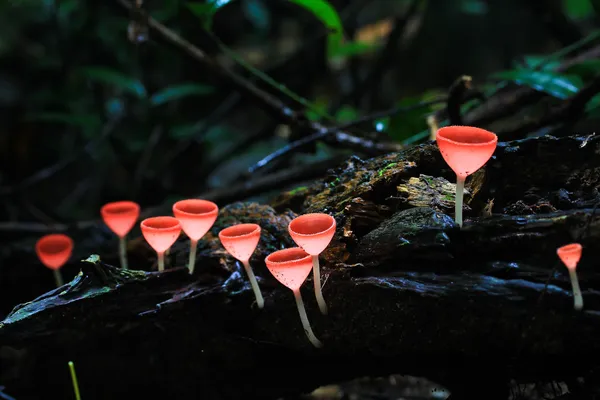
(1, 0, 599, 225)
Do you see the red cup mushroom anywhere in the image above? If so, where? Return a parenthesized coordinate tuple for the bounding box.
(557, 243, 584, 311)
(288, 213, 336, 315)
(35, 233, 74, 287)
(101, 200, 140, 270)
(219, 223, 264, 308)
(265, 247, 323, 348)
(172, 199, 218, 275)
(436, 126, 497, 227)
(140, 216, 181, 272)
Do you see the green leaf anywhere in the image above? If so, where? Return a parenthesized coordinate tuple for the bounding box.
(460, 0, 488, 15)
(186, 0, 235, 30)
(26, 112, 101, 128)
(386, 96, 437, 142)
(288, 0, 344, 57)
(79, 67, 146, 98)
(334, 105, 358, 122)
(150, 83, 215, 106)
(169, 123, 202, 140)
(520, 55, 560, 71)
(564, 59, 600, 80)
(329, 41, 380, 59)
(490, 70, 583, 99)
(26, 112, 102, 139)
(305, 97, 328, 121)
(563, 0, 594, 20)
(585, 93, 600, 114)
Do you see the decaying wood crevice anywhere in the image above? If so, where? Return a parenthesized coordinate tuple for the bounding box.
(1, 134, 599, 400)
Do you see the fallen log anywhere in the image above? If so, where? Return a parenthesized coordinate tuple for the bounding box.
(1, 134, 599, 400)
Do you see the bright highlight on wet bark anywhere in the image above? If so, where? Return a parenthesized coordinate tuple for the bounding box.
(140, 216, 181, 272)
(100, 200, 140, 270)
(172, 199, 218, 275)
(436, 126, 497, 228)
(288, 213, 336, 315)
(68, 361, 82, 400)
(557, 243, 584, 311)
(265, 247, 323, 348)
(219, 223, 264, 309)
(35, 233, 73, 288)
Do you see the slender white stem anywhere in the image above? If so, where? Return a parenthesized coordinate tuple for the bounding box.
(188, 240, 198, 275)
(293, 289, 323, 348)
(568, 268, 584, 311)
(455, 175, 465, 228)
(53, 269, 64, 288)
(119, 236, 128, 270)
(158, 252, 165, 272)
(312, 255, 328, 315)
(242, 260, 264, 309)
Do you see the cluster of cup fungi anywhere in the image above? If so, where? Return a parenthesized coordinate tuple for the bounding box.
(33, 125, 586, 348)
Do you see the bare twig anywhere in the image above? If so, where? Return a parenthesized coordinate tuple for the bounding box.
(117, 0, 298, 123)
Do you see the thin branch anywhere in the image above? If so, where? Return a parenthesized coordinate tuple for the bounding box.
(116, 0, 298, 123)
(336, 97, 446, 130)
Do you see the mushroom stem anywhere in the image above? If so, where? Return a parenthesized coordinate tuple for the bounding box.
(241, 260, 264, 309)
(293, 289, 323, 348)
(53, 269, 64, 288)
(455, 175, 465, 228)
(188, 239, 198, 274)
(158, 252, 165, 272)
(119, 236, 128, 270)
(568, 268, 584, 310)
(311, 255, 328, 315)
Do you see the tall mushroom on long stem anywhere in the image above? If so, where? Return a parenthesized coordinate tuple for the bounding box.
(557, 243, 584, 311)
(265, 247, 323, 348)
(288, 213, 336, 315)
(436, 126, 498, 227)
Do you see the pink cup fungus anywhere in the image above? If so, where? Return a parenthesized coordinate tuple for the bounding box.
(101, 200, 140, 270)
(172, 199, 219, 275)
(288, 213, 336, 315)
(140, 216, 181, 272)
(35, 233, 74, 287)
(265, 247, 323, 348)
(218, 223, 265, 309)
(436, 126, 498, 227)
(557, 243, 584, 311)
